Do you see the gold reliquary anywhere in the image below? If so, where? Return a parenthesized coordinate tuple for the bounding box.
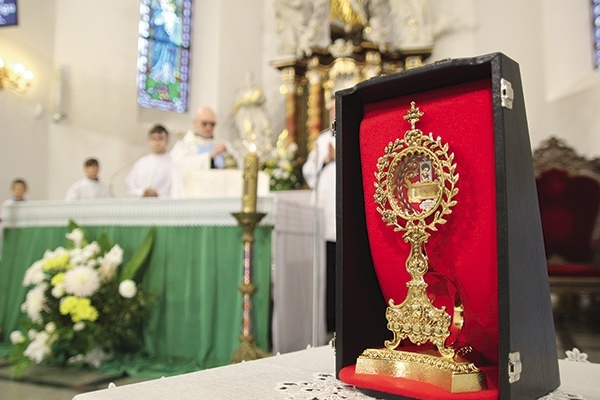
(354, 101, 485, 393)
(336, 53, 560, 400)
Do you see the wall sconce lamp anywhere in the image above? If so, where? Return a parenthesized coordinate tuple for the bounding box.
(0, 57, 34, 93)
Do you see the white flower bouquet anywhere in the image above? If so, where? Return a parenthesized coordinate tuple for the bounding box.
(9, 221, 154, 377)
(262, 134, 302, 191)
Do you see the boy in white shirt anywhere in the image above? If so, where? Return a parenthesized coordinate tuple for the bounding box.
(125, 124, 173, 198)
(65, 158, 109, 201)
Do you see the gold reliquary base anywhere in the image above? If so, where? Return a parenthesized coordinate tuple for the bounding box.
(355, 348, 487, 393)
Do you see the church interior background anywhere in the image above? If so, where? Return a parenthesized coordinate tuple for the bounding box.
(0, 0, 600, 397)
(1, 0, 599, 201)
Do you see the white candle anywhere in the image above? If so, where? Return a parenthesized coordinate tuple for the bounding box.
(242, 144, 259, 213)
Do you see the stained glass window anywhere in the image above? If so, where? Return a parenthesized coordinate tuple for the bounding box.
(594, 0, 600, 68)
(137, 0, 192, 113)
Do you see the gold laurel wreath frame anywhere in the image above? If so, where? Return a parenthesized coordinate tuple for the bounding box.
(373, 102, 459, 359)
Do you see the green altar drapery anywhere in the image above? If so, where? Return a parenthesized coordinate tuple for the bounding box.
(0, 224, 272, 375)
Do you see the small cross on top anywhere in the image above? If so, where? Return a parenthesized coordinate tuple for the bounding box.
(403, 101, 424, 130)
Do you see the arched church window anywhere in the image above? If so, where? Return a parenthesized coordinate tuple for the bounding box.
(593, 0, 600, 68)
(137, 0, 192, 112)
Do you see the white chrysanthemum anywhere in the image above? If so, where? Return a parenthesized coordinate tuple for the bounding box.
(22, 283, 48, 323)
(96, 245, 124, 282)
(105, 245, 123, 266)
(66, 228, 85, 247)
(286, 142, 298, 155)
(23, 260, 46, 286)
(51, 282, 65, 298)
(97, 259, 118, 283)
(45, 322, 56, 333)
(73, 322, 86, 331)
(23, 331, 52, 364)
(279, 159, 292, 169)
(118, 280, 137, 299)
(43, 246, 66, 260)
(69, 247, 86, 266)
(63, 266, 100, 297)
(82, 347, 112, 368)
(81, 242, 101, 260)
(10, 331, 25, 344)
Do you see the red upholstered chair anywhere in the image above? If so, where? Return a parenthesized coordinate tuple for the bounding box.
(533, 137, 600, 321)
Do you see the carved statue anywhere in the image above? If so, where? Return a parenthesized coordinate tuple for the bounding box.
(273, 0, 308, 57)
(329, 0, 368, 32)
(364, 0, 393, 51)
(298, 0, 332, 57)
(231, 72, 273, 157)
(390, 0, 434, 51)
(274, 0, 332, 58)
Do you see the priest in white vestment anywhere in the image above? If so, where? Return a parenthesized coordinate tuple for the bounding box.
(170, 106, 236, 198)
(65, 158, 110, 201)
(125, 124, 174, 198)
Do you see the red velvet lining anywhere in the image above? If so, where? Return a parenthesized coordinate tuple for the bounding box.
(536, 169, 600, 264)
(343, 80, 499, 397)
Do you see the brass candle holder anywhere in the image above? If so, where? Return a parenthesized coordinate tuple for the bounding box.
(231, 145, 269, 363)
(355, 102, 486, 392)
(230, 211, 269, 363)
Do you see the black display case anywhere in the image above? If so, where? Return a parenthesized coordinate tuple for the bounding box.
(335, 52, 560, 399)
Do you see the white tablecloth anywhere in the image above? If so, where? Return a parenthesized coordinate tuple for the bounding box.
(72, 346, 600, 400)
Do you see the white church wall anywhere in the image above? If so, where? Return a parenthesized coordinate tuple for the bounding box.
(45, 0, 266, 199)
(1, 0, 600, 201)
(431, 0, 600, 155)
(261, 0, 287, 145)
(0, 0, 56, 201)
(431, 0, 548, 148)
(542, 0, 600, 158)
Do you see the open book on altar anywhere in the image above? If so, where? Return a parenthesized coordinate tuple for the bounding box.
(183, 169, 270, 198)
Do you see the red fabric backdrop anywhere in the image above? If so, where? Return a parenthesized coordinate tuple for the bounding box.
(341, 79, 500, 398)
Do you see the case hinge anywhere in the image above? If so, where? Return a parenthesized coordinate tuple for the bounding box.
(500, 78, 514, 109)
(508, 351, 522, 383)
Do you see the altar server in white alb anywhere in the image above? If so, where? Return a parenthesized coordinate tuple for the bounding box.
(302, 100, 337, 334)
(64, 158, 110, 201)
(169, 106, 236, 197)
(125, 124, 174, 198)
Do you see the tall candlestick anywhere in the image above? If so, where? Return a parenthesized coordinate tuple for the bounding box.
(242, 145, 259, 213)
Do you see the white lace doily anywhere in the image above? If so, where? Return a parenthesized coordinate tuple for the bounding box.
(538, 390, 585, 399)
(564, 348, 590, 363)
(275, 348, 593, 400)
(276, 373, 382, 400)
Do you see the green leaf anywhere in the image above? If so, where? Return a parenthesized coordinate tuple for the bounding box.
(119, 227, 155, 282)
(96, 231, 113, 254)
(67, 219, 80, 233)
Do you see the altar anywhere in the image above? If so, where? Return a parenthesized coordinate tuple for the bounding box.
(71, 346, 600, 400)
(0, 194, 326, 374)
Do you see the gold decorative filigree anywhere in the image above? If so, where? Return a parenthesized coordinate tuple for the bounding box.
(374, 101, 459, 359)
(356, 102, 486, 393)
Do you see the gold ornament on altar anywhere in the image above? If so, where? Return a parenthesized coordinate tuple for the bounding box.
(355, 102, 486, 393)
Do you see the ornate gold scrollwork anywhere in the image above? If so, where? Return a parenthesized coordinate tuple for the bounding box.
(374, 102, 459, 358)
